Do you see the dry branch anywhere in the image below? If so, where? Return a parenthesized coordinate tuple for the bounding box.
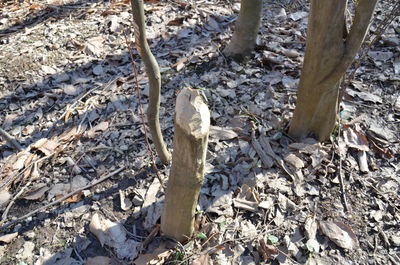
(0, 167, 125, 232)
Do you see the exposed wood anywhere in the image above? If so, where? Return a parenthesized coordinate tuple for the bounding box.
(289, 0, 377, 141)
(223, 0, 263, 61)
(161, 87, 210, 242)
(131, 0, 171, 164)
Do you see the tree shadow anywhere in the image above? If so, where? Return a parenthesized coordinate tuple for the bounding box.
(0, 8, 237, 160)
(0, 0, 105, 38)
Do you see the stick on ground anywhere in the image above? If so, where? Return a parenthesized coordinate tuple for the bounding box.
(0, 167, 125, 232)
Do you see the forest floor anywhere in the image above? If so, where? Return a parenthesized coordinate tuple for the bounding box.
(0, 0, 399, 264)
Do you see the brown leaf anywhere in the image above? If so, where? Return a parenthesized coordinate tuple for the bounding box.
(23, 184, 49, 200)
(87, 121, 110, 138)
(59, 191, 84, 203)
(59, 126, 83, 142)
(31, 138, 60, 156)
(257, 238, 278, 261)
(342, 126, 369, 151)
(192, 254, 213, 265)
(167, 17, 185, 26)
(171, 58, 188, 71)
(133, 245, 172, 265)
(84, 36, 104, 57)
(28, 4, 41, 10)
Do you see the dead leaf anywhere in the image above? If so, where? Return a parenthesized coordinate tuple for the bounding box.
(89, 213, 140, 260)
(28, 4, 41, 10)
(41, 65, 58, 75)
(62, 84, 80, 96)
(282, 49, 300, 58)
(0, 232, 18, 243)
(119, 190, 132, 211)
(304, 216, 318, 240)
(86, 256, 111, 265)
(87, 121, 110, 138)
(319, 220, 358, 250)
(167, 17, 185, 26)
(356, 91, 382, 104)
(209, 126, 238, 141)
(133, 245, 172, 265)
(31, 138, 60, 156)
(191, 253, 213, 265)
(283, 153, 305, 169)
(171, 57, 188, 71)
(288, 11, 308, 21)
(57, 191, 84, 203)
(357, 151, 369, 173)
(368, 51, 393, 61)
(0, 190, 11, 207)
(59, 126, 83, 142)
(23, 184, 49, 200)
(84, 36, 104, 57)
(342, 126, 369, 151)
(48, 183, 71, 200)
(257, 238, 278, 261)
(233, 185, 260, 211)
(12, 151, 31, 170)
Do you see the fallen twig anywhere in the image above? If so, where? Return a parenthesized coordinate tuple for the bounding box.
(337, 117, 349, 212)
(338, 158, 349, 212)
(259, 135, 297, 182)
(1, 162, 37, 221)
(251, 129, 274, 168)
(0, 128, 23, 151)
(0, 167, 125, 232)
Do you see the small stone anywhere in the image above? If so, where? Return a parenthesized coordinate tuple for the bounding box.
(119, 144, 129, 151)
(93, 65, 104, 75)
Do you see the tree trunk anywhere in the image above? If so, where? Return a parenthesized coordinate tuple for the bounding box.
(131, 0, 171, 164)
(288, 0, 377, 141)
(161, 87, 210, 242)
(223, 0, 263, 61)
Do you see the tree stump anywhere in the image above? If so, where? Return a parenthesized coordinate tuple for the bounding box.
(161, 87, 210, 242)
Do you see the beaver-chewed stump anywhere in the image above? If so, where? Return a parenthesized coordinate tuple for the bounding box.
(161, 87, 210, 242)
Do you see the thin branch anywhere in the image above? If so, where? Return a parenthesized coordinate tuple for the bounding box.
(130, 0, 171, 164)
(0, 128, 23, 151)
(124, 33, 165, 188)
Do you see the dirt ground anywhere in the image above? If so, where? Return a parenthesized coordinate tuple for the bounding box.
(0, 0, 399, 264)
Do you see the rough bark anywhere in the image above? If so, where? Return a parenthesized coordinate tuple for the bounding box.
(131, 0, 171, 164)
(289, 0, 377, 141)
(223, 0, 263, 61)
(161, 87, 210, 242)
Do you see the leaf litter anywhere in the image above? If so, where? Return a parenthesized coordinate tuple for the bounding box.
(0, 0, 399, 264)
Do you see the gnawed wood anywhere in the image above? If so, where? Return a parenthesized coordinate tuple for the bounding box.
(161, 87, 210, 242)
